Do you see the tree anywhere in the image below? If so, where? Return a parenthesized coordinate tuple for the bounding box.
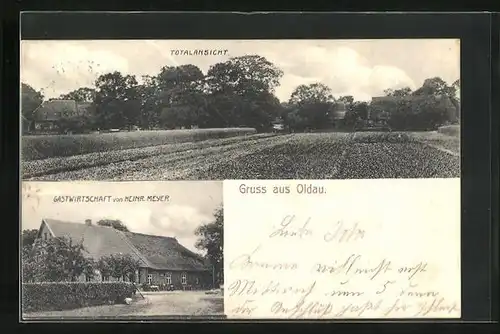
(289, 83, 334, 105)
(22, 229, 39, 247)
(384, 87, 412, 97)
(195, 207, 223, 287)
(96, 219, 130, 232)
(206, 55, 283, 95)
(94, 71, 140, 129)
(288, 83, 334, 130)
(22, 236, 94, 282)
(97, 254, 141, 281)
(59, 87, 96, 102)
(337, 95, 355, 109)
(21, 83, 44, 133)
(205, 55, 283, 130)
(153, 65, 207, 129)
(136, 75, 162, 129)
(412, 77, 459, 125)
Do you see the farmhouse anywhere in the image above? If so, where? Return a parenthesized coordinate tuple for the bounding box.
(35, 218, 213, 289)
(32, 99, 94, 132)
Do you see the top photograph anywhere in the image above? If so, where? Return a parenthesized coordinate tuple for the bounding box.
(20, 39, 460, 181)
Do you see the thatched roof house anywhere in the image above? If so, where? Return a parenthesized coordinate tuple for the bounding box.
(36, 219, 212, 289)
(32, 99, 94, 131)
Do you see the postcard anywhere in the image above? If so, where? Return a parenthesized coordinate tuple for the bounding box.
(223, 179, 461, 319)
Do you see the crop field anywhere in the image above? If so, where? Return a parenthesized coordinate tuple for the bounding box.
(22, 128, 257, 161)
(22, 130, 460, 181)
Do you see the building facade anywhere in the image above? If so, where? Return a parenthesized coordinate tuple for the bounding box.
(35, 218, 213, 290)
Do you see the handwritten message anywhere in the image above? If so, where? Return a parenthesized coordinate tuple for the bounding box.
(223, 179, 461, 319)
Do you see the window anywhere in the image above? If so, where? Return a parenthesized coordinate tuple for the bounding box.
(166, 272, 172, 285)
(181, 273, 187, 285)
(44, 233, 47, 240)
(86, 275, 92, 282)
(103, 275, 109, 282)
(147, 274, 152, 285)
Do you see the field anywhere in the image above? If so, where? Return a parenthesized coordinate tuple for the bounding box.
(22, 129, 460, 180)
(22, 128, 257, 161)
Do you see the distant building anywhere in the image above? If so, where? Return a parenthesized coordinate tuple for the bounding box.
(32, 99, 94, 132)
(35, 218, 213, 289)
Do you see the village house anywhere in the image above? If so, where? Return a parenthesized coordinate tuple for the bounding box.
(35, 218, 213, 290)
(32, 99, 94, 133)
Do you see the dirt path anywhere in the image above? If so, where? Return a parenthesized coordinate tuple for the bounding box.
(23, 291, 224, 319)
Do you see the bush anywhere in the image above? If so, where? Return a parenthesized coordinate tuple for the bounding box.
(22, 128, 257, 161)
(22, 282, 135, 313)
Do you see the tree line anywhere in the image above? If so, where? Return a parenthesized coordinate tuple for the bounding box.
(21, 54, 460, 134)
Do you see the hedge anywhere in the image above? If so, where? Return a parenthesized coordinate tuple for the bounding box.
(22, 282, 136, 313)
(22, 128, 257, 161)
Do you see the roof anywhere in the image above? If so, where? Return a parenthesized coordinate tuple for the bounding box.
(33, 100, 93, 121)
(124, 232, 209, 271)
(34, 100, 78, 121)
(40, 219, 209, 272)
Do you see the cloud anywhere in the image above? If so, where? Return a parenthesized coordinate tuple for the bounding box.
(21, 181, 222, 253)
(20, 39, 459, 102)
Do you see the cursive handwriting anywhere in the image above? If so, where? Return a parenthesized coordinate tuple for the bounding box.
(231, 300, 257, 316)
(227, 279, 316, 297)
(269, 215, 313, 239)
(383, 298, 413, 316)
(229, 244, 299, 271)
(335, 300, 383, 317)
(269, 281, 333, 319)
(313, 255, 392, 284)
(414, 297, 459, 317)
(323, 221, 365, 243)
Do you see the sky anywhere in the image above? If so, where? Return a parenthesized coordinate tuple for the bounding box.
(21, 181, 222, 254)
(20, 39, 460, 102)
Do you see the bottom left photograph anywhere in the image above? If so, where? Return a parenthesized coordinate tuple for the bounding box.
(21, 181, 224, 320)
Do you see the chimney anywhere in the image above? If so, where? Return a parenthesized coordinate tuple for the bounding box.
(85, 219, 92, 226)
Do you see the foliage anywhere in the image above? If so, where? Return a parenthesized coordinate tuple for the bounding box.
(22, 236, 94, 283)
(383, 87, 413, 97)
(22, 229, 39, 247)
(96, 219, 130, 232)
(96, 254, 141, 281)
(373, 77, 459, 130)
(195, 206, 223, 286)
(22, 282, 135, 312)
(286, 83, 335, 131)
(59, 87, 96, 102)
(21, 83, 44, 133)
(94, 71, 140, 130)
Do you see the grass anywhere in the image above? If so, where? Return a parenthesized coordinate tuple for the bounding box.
(22, 128, 257, 161)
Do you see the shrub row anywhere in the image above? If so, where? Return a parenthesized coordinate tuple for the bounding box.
(22, 128, 257, 161)
(22, 282, 136, 313)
